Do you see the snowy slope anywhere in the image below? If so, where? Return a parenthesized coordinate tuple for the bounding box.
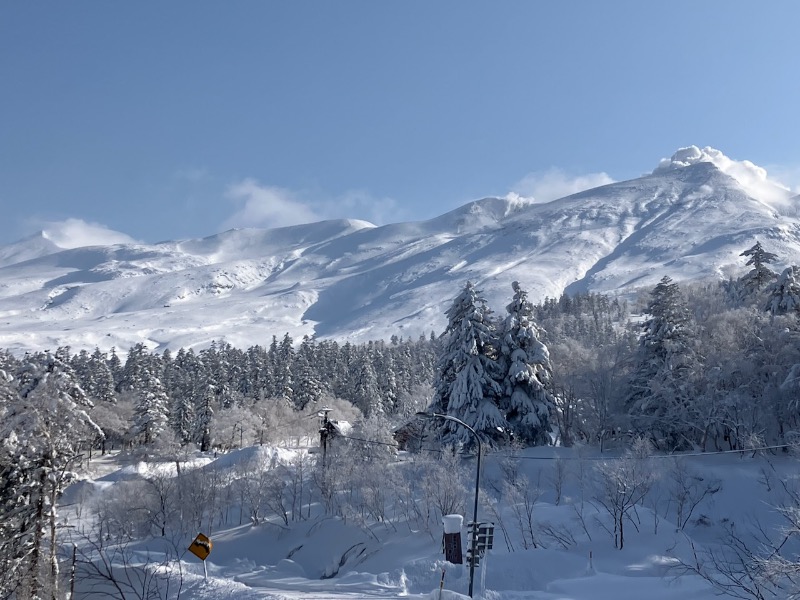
(1, 147, 799, 354)
(61, 444, 800, 600)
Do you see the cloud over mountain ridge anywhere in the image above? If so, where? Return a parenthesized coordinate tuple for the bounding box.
(1, 147, 798, 355)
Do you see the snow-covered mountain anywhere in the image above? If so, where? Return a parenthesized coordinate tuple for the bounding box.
(2, 146, 799, 354)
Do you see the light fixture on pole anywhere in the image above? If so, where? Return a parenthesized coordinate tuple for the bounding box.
(416, 411, 482, 598)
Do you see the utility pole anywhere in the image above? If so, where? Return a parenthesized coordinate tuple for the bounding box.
(319, 407, 331, 468)
(417, 412, 482, 598)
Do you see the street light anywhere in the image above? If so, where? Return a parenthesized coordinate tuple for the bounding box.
(416, 411, 482, 598)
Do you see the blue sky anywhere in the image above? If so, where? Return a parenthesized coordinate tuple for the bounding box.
(2, 1, 799, 246)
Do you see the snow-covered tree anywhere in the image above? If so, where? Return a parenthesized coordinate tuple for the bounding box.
(292, 337, 322, 410)
(120, 342, 157, 392)
(1, 351, 102, 599)
(350, 349, 381, 417)
(765, 265, 800, 317)
(431, 281, 505, 446)
(626, 276, 699, 450)
(194, 385, 215, 452)
(274, 334, 295, 404)
(132, 366, 170, 445)
(594, 437, 657, 549)
(499, 281, 555, 446)
(739, 240, 779, 293)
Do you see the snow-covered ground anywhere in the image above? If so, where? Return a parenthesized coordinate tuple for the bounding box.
(2, 147, 800, 355)
(60, 443, 800, 599)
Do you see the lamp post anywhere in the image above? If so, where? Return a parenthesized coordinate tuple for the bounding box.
(417, 412, 482, 598)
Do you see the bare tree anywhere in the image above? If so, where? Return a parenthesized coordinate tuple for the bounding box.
(594, 437, 657, 549)
(503, 475, 542, 549)
(70, 527, 184, 600)
(665, 457, 721, 531)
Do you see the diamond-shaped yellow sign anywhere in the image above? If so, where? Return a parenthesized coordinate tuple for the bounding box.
(188, 533, 212, 561)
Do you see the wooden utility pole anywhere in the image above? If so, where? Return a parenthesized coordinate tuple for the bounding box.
(319, 407, 331, 467)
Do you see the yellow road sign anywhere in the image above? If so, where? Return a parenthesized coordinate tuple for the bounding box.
(188, 533, 212, 561)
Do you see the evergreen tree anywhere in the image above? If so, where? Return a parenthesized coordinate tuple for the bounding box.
(274, 334, 295, 403)
(431, 282, 505, 446)
(169, 356, 197, 446)
(765, 266, 800, 317)
(739, 240, 779, 293)
(79, 348, 117, 404)
(245, 344, 271, 400)
(132, 365, 170, 445)
(626, 276, 699, 450)
(194, 384, 215, 452)
(107, 347, 124, 391)
(499, 281, 555, 446)
(120, 342, 156, 392)
(351, 349, 381, 417)
(292, 352, 322, 410)
(1, 351, 101, 598)
(376, 348, 399, 415)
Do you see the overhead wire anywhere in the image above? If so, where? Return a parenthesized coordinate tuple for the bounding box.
(335, 433, 794, 462)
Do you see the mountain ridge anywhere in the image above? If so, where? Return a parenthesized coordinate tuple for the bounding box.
(1, 148, 798, 354)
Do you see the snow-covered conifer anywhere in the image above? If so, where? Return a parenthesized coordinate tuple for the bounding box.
(626, 276, 699, 450)
(764, 266, 800, 317)
(132, 365, 170, 445)
(351, 348, 381, 417)
(1, 351, 101, 598)
(292, 351, 323, 410)
(274, 334, 295, 404)
(194, 385, 215, 452)
(430, 281, 505, 446)
(499, 281, 555, 446)
(739, 240, 779, 293)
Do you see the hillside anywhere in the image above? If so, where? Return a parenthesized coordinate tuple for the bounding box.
(1, 146, 798, 354)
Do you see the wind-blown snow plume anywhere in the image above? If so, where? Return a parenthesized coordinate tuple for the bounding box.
(41, 219, 138, 248)
(654, 145, 793, 206)
(223, 179, 321, 230)
(509, 168, 615, 203)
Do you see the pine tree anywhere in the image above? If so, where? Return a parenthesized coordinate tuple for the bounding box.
(132, 365, 170, 445)
(626, 276, 698, 450)
(244, 344, 271, 400)
(499, 281, 555, 446)
(194, 384, 215, 452)
(739, 240, 779, 293)
(765, 266, 800, 317)
(273, 334, 295, 404)
(431, 282, 505, 446)
(292, 352, 322, 410)
(1, 351, 101, 598)
(79, 348, 117, 404)
(351, 349, 381, 417)
(107, 347, 124, 391)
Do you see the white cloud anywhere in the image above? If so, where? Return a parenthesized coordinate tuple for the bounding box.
(222, 179, 321, 230)
(766, 163, 800, 196)
(317, 189, 404, 226)
(41, 218, 138, 249)
(221, 179, 403, 230)
(509, 168, 615, 203)
(655, 145, 793, 205)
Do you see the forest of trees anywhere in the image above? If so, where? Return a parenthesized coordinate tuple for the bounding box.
(2, 240, 800, 597)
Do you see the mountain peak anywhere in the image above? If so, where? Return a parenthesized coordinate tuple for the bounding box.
(654, 145, 728, 173)
(654, 145, 792, 205)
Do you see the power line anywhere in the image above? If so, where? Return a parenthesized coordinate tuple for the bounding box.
(336, 433, 794, 462)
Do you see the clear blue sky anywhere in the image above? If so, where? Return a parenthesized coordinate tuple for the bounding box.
(2, 1, 798, 245)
